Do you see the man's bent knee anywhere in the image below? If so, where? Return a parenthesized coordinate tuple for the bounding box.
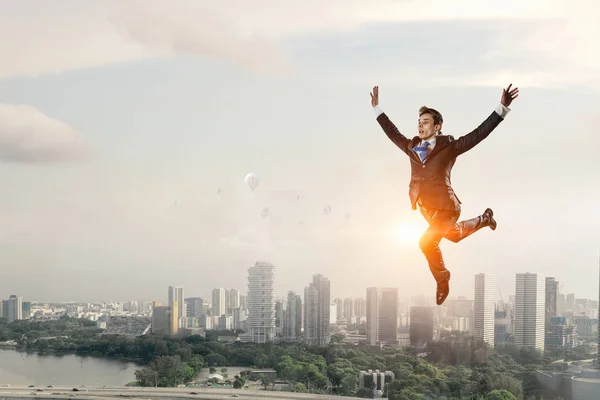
(419, 236, 435, 253)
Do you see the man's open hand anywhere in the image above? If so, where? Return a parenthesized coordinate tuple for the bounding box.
(370, 86, 379, 107)
(501, 84, 519, 107)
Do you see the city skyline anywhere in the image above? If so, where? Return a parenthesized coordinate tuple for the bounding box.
(4, 268, 599, 311)
(0, 1, 598, 302)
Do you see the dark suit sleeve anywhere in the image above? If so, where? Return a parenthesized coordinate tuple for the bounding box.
(452, 104, 509, 156)
(374, 107, 411, 155)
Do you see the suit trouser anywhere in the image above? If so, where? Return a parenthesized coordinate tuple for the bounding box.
(418, 205, 488, 283)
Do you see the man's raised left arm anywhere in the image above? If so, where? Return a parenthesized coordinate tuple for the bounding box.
(452, 84, 519, 156)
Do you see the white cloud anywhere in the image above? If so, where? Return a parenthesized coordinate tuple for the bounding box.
(0, 1, 289, 79)
(0, 104, 90, 162)
(0, 0, 597, 87)
(106, 1, 289, 75)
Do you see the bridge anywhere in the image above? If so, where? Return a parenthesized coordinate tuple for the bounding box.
(0, 386, 358, 400)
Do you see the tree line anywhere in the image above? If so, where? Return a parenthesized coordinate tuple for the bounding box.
(0, 316, 579, 399)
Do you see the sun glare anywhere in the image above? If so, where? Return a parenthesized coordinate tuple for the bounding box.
(394, 221, 423, 244)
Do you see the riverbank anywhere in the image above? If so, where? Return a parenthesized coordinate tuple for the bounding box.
(5, 347, 145, 365)
(0, 349, 141, 386)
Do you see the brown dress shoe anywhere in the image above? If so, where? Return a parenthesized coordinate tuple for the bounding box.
(436, 270, 451, 305)
(483, 208, 497, 231)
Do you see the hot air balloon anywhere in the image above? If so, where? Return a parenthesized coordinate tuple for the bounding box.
(323, 204, 332, 215)
(244, 173, 260, 192)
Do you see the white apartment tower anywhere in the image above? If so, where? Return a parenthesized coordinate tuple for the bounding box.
(241, 261, 276, 343)
(212, 288, 226, 316)
(227, 288, 240, 311)
(168, 286, 185, 328)
(474, 274, 496, 347)
(514, 273, 546, 351)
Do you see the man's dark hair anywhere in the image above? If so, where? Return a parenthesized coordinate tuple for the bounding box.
(419, 106, 443, 126)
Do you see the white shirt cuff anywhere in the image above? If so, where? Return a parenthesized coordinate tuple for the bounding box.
(495, 103, 511, 118)
(373, 105, 384, 118)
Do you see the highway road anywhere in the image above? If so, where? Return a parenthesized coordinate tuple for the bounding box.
(0, 385, 358, 400)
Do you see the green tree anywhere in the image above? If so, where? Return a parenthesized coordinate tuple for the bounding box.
(232, 376, 245, 389)
(187, 355, 204, 374)
(292, 383, 307, 392)
(391, 388, 425, 400)
(330, 333, 345, 343)
(485, 389, 518, 400)
(488, 374, 523, 399)
(204, 352, 228, 366)
(134, 355, 191, 387)
(254, 353, 269, 368)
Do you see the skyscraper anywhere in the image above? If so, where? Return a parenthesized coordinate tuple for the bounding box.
(185, 297, 204, 318)
(284, 291, 302, 342)
(366, 288, 398, 346)
(168, 286, 184, 328)
(304, 274, 331, 346)
(212, 288, 226, 316)
(2, 295, 23, 323)
(514, 273, 545, 351)
(227, 288, 240, 312)
(240, 261, 276, 343)
(170, 300, 179, 335)
(544, 277, 559, 347)
(151, 301, 171, 335)
(474, 274, 496, 347)
(409, 307, 434, 347)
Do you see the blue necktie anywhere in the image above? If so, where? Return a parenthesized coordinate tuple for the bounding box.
(413, 141, 431, 162)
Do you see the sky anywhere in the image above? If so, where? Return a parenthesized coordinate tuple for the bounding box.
(0, 0, 598, 303)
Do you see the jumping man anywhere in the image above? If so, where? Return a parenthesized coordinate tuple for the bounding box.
(370, 84, 519, 305)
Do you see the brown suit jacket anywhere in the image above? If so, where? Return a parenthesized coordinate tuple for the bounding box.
(377, 110, 505, 211)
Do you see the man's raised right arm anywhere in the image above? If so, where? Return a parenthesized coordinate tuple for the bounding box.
(371, 86, 411, 154)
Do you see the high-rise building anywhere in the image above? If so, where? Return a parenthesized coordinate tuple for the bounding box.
(514, 273, 545, 351)
(168, 286, 185, 328)
(304, 274, 331, 346)
(566, 293, 575, 312)
(22, 301, 31, 319)
(275, 299, 285, 337)
(240, 261, 276, 343)
(284, 291, 302, 342)
(343, 298, 355, 321)
(227, 289, 240, 312)
(1, 295, 23, 323)
(474, 274, 496, 347)
(366, 288, 398, 346)
(239, 294, 248, 309)
(409, 307, 434, 347)
(304, 285, 318, 343)
(334, 298, 343, 323)
(354, 298, 367, 320)
(170, 300, 179, 335)
(185, 297, 204, 318)
(212, 288, 226, 317)
(545, 277, 559, 347)
(151, 301, 171, 335)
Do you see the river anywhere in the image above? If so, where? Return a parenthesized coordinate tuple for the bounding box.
(0, 349, 142, 386)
